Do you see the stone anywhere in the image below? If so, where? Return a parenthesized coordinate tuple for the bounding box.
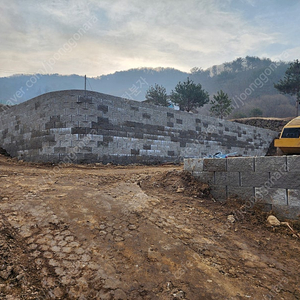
(69, 241, 80, 247)
(53, 287, 63, 298)
(75, 247, 85, 255)
(54, 267, 65, 276)
(172, 290, 185, 299)
(43, 251, 53, 259)
(51, 246, 61, 252)
(81, 254, 91, 262)
(176, 187, 185, 193)
(65, 235, 74, 242)
(267, 215, 281, 226)
(0, 266, 12, 280)
(62, 246, 72, 253)
(58, 240, 67, 247)
(128, 224, 137, 230)
(227, 215, 235, 223)
(49, 259, 59, 267)
(114, 288, 127, 299)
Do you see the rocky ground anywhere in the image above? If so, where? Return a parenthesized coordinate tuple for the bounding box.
(232, 117, 292, 133)
(0, 155, 300, 299)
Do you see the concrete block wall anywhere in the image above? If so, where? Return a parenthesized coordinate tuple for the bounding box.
(0, 90, 278, 164)
(185, 156, 300, 219)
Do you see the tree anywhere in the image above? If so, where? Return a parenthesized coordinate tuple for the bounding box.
(209, 90, 233, 119)
(274, 59, 300, 116)
(170, 78, 209, 112)
(145, 84, 169, 106)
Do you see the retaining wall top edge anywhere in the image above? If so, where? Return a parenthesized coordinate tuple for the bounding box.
(0, 90, 279, 136)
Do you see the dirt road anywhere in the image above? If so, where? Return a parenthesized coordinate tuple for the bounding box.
(0, 155, 299, 299)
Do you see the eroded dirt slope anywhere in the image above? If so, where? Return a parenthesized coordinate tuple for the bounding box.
(0, 156, 299, 299)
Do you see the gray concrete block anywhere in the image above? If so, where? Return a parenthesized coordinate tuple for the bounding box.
(270, 171, 300, 189)
(255, 156, 287, 172)
(227, 157, 254, 172)
(184, 158, 203, 172)
(287, 155, 300, 172)
(209, 185, 227, 201)
(215, 172, 239, 186)
(287, 189, 300, 206)
(254, 187, 269, 203)
(240, 172, 269, 187)
(272, 205, 300, 220)
(269, 188, 287, 206)
(192, 171, 214, 184)
(203, 158, 226, 171)
(255, 187, 287, 207)
(227, 186, 254, 200)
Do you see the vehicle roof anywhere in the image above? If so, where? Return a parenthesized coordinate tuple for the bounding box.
(284, 116, 300, 128)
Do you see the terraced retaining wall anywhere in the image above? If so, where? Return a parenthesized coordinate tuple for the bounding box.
(184, 156, 300, 219)
(0, 90, 278, 164)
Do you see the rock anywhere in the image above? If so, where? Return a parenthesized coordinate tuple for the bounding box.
(114, 288, 127, 299)
(53, 287, 63, 298)
(267, 215, 281, 226)
(128, 224, 137, 230)
(172, 290, 185, 299)
(176, 187, 185, 193)
(227, 215, 235, 223)
(0, 266, 13, 280)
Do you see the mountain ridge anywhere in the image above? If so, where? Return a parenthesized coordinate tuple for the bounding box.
(0, 56, 297, 118)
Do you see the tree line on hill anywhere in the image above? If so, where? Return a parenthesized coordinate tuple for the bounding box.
(145, 58, 300, 119)
(0, 56, 298, 118)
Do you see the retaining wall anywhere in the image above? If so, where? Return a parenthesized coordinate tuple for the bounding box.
(0, 90, 278, 164)
(184, 156, 300, 219)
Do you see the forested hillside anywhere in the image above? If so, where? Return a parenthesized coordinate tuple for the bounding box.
(0, 57, 296, 118)
(189, 57, 295, 118)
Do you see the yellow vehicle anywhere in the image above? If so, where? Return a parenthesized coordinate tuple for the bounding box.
(274, 116, 300, 154)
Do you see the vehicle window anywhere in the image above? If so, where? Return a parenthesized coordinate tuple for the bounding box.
(281, 128, 300, 138)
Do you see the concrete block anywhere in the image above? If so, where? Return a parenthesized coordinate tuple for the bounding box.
(254, 186, 269, 203)
(184, 158, 203, 172)
(255, 187, 287, 207)
(272, 205, 300, 220)
(227, 186, 254, 200)
(227, 157, 254, 172)
(270, 171, 300, 189)
(203, 158, 226, 172)
(240, 172, 269, 187)
(287, 155, 300, 172)
(269, 188, 287, 206)
(192, 171, 214, 184)
(209, 185, 227, 201)
(287, 189, 300, 206)
(215, 172, 240, 186)
(255, 156, 287, 172)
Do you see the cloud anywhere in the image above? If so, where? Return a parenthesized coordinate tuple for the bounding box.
(0, 0, 300, 77)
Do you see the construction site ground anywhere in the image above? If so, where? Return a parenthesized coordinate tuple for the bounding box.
(0, 155, 299, 300)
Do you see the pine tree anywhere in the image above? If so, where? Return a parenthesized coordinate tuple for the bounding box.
(274, 59, 300, 115)
(145, 84, 169, 106)
(170, 78, 209, 112)
(209, 90, 233, 119)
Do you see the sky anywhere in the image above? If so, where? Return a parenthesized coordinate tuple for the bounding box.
(0, 0, 300, 78)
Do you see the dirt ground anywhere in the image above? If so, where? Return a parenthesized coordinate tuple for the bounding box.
(0, 155, 300, 300)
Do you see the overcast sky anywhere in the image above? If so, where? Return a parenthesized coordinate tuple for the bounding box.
(1, 0, 299, 77)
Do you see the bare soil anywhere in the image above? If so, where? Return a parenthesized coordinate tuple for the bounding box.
(0, 155, 299, 299)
